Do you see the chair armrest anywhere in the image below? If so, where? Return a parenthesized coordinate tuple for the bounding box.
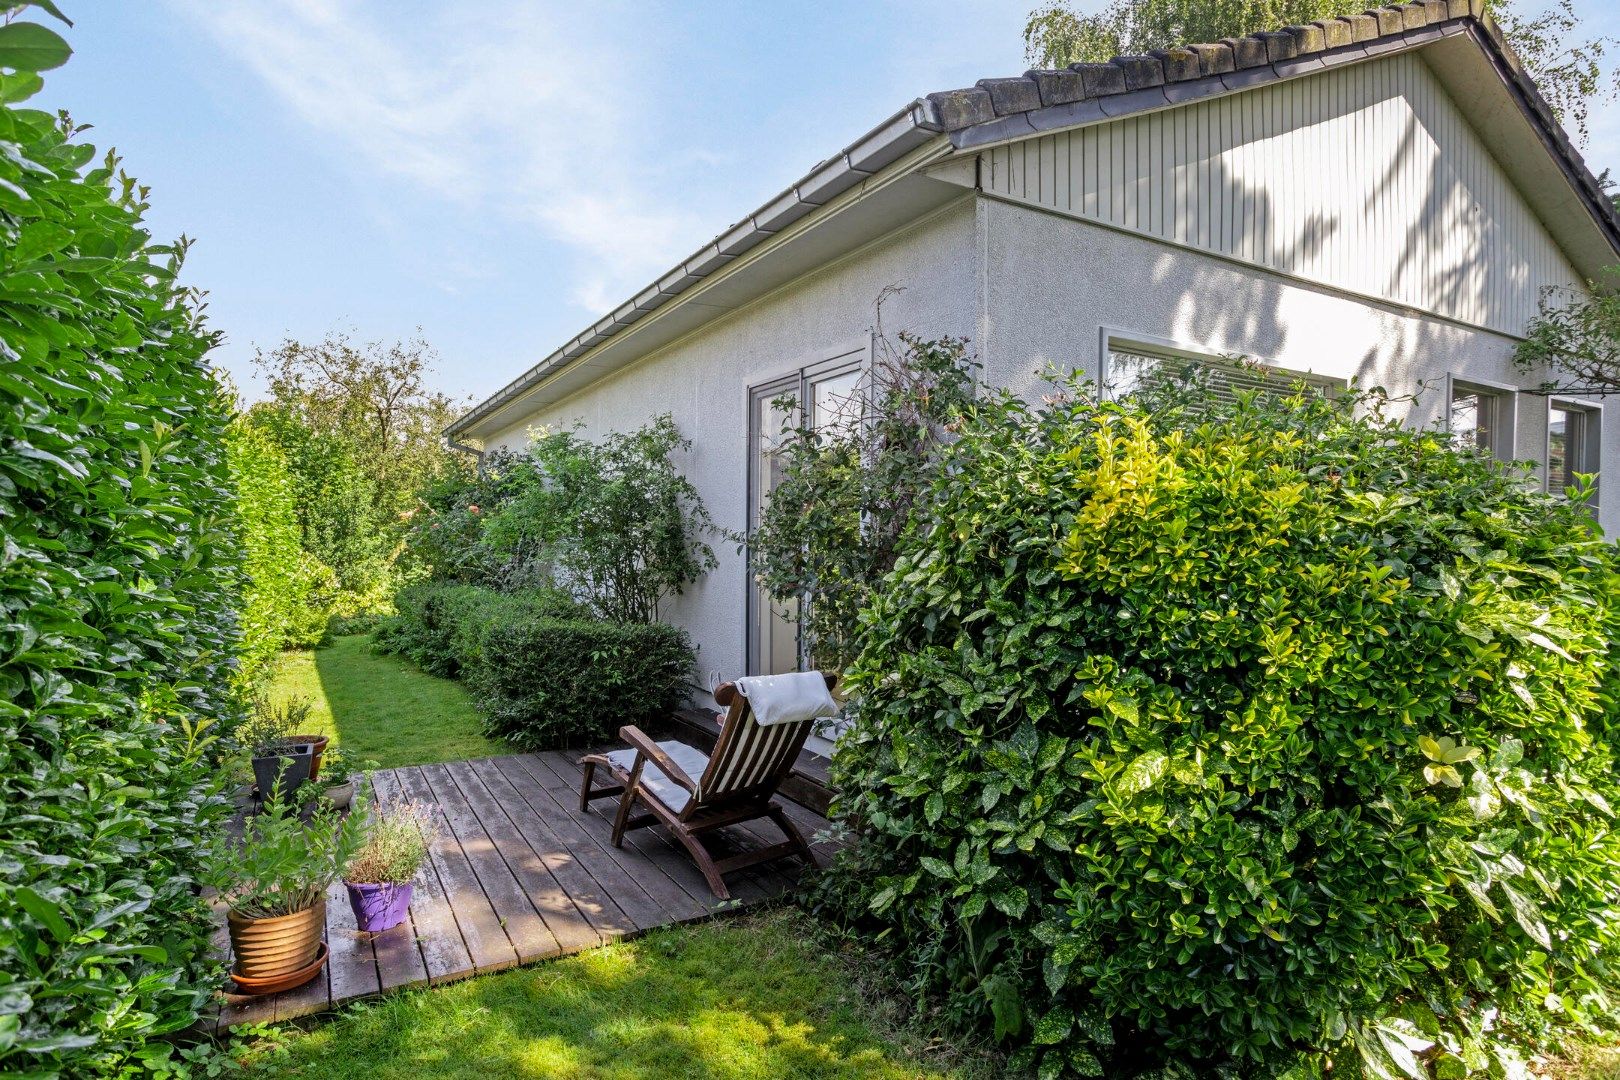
(618, 725, 698, 792)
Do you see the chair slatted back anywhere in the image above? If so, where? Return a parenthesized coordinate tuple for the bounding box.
(690, 675, 830, 815)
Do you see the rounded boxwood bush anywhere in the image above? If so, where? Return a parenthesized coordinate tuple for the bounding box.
(825, 382, 1620, 1079)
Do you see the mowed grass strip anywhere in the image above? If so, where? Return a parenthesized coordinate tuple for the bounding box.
(266, 634, 506, 769)
(239, 909, 1001, 1080)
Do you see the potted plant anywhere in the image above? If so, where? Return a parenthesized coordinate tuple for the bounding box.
(344, 802, 437, 933)
(240, 699, 316, 803)
(209, 796, 365, 993)
(275, 697, 331, 780)
(318, 748, 378, 810)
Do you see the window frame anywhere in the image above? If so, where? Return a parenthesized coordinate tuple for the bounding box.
(1098, 329, 1342, 403)
(743, 338, 871, 677)
(1444, 373, 1520, 464)
(1545, 395, 1602, 509)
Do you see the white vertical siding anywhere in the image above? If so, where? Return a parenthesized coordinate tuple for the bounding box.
(981, 52, 1577, 336)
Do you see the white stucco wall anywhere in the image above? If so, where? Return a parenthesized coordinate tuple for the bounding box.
(481, 198, 979, 683)
(471, 159, 1613, 700)
(975, 196, 1615, 535)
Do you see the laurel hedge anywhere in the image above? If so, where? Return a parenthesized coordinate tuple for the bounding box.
(227, 418, 333, 686)
(823, 381, 1620, 1079)
(0, 13, 243, 1075)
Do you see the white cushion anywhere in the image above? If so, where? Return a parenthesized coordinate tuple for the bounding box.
(608, 739, 709, 814)
(735, 671, 838, 727)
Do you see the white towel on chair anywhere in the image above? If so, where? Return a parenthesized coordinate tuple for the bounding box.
(735, 672, 838, 727)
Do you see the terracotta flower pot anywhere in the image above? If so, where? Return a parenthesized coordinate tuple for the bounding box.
(227, 899, 326, 981)
(286, 733, 330, 779)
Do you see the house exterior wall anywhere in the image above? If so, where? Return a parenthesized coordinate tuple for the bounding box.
(980, 50, 1579, 336)
(480, 198, 979, 683)
(470, 50, 1615, 718)
(975, 195, 1616, 536)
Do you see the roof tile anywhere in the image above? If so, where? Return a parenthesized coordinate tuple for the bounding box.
(1401, 1, 1429, 27)
(1071, 61, 1127, 96)
(925, 88, 995, 131)
(1256, 30, 1300, 61)
(1424, 0, 1449, 21)
(1373, 8, 1404, 35)
(1223, 35, 1270, 69)
(1111, 55, 1167, 90)
(1284, 24, 1326, 53)
(1025, 68, 1088, 107)
(1315, 18, 1353, 47)
(1346, 12, 1380, 40)
(977, 77, 1043, 116)
(1187, 42, 1236, 75)
(1152, 47, 1202, 82)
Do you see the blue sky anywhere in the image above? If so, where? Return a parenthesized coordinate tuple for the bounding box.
(40, 1, 1620, 407)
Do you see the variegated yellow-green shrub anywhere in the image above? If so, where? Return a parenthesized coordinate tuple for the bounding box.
(823, 379, 1620, 1079)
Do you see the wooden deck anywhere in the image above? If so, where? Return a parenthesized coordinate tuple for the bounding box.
(214, 750, 834, 1029)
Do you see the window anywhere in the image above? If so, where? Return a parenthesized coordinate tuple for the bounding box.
(1547, 398, 1600, 507)
(1103, 342, 1336, 406)
(1447, 378, 1517, 462)
(745, 347, 868, 676)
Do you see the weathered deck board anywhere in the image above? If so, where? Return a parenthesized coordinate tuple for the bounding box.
(213, 750, 826, 1027)
(372, 768, 473, 986)
(394, 765, 519, 974)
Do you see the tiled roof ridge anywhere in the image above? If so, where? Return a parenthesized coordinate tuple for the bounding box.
(926, 0, 1487, 135)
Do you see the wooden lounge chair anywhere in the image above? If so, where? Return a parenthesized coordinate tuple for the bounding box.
(578, 675, 833, 899)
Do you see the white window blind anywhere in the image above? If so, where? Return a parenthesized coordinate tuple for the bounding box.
(1106, 347, 1335, 408)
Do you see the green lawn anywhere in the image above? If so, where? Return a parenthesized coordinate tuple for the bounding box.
(266, 634, 506, 769)
(238, 909, 998, 1080)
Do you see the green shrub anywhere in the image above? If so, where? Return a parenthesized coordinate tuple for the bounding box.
(376, 582, 691, 748)
(404, 416, 716, 621)
(470, 614, 693, 749)
(824, 379, 1620, 1079)
(374, 582, 582, 678)
(0, 15, 244, 1073)
(227, 418, 333, 684)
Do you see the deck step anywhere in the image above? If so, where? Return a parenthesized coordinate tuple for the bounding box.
(667, 708, 835, 817)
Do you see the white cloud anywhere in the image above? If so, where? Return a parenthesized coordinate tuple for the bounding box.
(171, 0, 706, 313)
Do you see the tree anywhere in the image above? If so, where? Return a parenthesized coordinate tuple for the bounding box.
(1024, 0, 1617, 145)
(1514, 269, 1620, 394)
(249, 331, 470, 610)
(481, 416, 717, 623)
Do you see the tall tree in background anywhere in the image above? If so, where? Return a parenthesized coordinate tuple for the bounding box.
(247, 331, 469, 612)
(1025, 0, 1616, 143)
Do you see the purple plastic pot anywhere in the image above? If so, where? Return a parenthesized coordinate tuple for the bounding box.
(345, 881, 413, 933)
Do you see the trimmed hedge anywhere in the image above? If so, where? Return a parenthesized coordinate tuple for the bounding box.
(374, 583, 583, 678)
(824, 382, 1620, 1079)
(0, 23, 243, 1076)
(227, 418, 333, 685)
(375, 583, 692, 748)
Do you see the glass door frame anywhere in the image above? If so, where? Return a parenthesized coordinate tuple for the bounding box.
(744, 342, 869, 676)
